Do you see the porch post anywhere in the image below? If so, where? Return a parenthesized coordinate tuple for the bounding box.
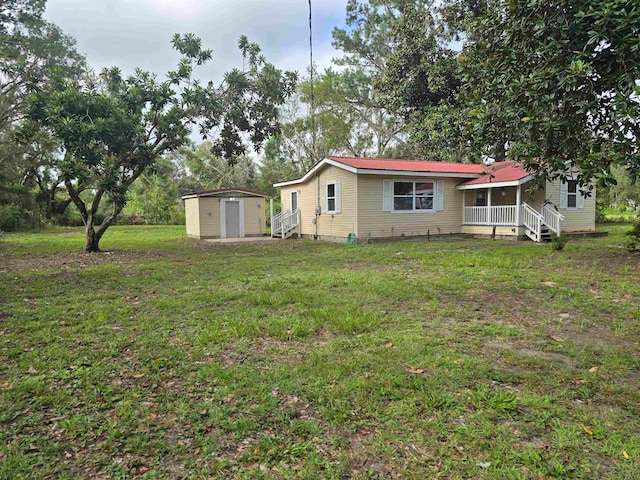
(270, 198, 274, 237)
(487, 188, 492, 224)
(516, 185, 522, 226)
(462, 190, 466, 225)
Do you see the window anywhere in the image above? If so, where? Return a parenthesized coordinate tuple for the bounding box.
(393, 181, 434, 211)
(327, 183, 336, 212)
(567, 180, 577, 208)
(560, 177, 584, 209)
(321, 181, 341, 214)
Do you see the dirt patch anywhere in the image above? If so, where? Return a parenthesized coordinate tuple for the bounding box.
(0, 250, 179, 274)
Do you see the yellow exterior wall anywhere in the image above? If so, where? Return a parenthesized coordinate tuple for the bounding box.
(243, 197, 266, 236)
(198, 197, 221, 238)
(184, 198, 201, 238)
(545, 179, 596, 232)
(281, 181, 316, 238)
(357, 175, 464, 239)
(281, 165, 358, 240)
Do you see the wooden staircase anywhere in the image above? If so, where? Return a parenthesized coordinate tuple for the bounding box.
(522, 202, 564, 242)
(271, 209, 300, 239)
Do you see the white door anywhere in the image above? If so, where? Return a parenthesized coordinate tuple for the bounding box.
(291, 191, 298, 211)
(225, 201, 241, 238)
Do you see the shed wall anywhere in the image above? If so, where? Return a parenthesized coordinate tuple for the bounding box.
(184, 198, 201, 238)
(198, 197, 222, 238)
(243, 197, 267, 236)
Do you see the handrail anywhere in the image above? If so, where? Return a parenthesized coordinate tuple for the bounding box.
(521, 202, 543, 241)
(271, 208, 299, 238)
(542, 203, 564, 235)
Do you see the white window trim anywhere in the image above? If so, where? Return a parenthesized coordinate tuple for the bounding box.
(393, 180, 435, 213)
(321, 181, 341, 214)
(383, 179, 444, 213)
(560, 177, 585, 210)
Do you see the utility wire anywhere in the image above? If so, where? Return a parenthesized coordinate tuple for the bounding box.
(308, 0, 316, 164)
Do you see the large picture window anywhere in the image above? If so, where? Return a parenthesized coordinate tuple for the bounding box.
(393, 181, 434, 211)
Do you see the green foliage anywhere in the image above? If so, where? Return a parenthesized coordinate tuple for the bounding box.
(0, 204, 24, 231)
(26, 35, 296, 251)
(625, 217, 640, 252)
(551, 232, 569, 251)
(0, 0, 86, 221)
(460, 0, 640, 184)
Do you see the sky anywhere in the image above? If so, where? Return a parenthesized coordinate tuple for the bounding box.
(44, 0, 349, 82)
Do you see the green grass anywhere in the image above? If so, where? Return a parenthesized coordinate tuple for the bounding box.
(1, 224, 639, 479)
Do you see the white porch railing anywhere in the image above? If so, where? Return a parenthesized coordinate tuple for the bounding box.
(463, 206, 518, 226)
(463, 202, 563, 243)
(542, 203, 565, 236)
(521, 202, 544, 242)
(271, 208, 300, 238)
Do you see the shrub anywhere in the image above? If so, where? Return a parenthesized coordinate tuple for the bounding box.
(551, 232, 568, 251)
(0, 205, 25, 231)
(625, 217, 640, 252)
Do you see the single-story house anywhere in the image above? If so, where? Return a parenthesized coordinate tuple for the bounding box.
(271, 156, 596, 242)
(182, 187, 268, 239)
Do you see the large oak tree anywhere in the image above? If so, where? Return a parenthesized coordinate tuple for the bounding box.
(27, 34, 296, 251)
(459, 0, 640, 187)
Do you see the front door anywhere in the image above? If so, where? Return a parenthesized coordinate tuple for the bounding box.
(291, 191, 298, 211)
(225, 201, 241, 238)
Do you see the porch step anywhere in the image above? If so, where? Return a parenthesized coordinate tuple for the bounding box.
(540, 227, 552, 242)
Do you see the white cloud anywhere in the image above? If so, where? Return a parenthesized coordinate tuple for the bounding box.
(148, 0, 201, 21)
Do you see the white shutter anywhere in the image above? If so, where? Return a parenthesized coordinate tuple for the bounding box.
(321, 183, 327, 213)
(577, 190, 585, 209)
(383, 180, 393, 212)
(436, 181, 444, 211)
(559, 180, 568, 209)
(335, 181, 341, 214)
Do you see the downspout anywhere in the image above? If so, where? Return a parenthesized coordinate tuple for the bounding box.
(315, 173, 320, 240)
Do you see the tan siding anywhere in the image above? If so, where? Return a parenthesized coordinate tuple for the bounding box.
(281, 165, 358, 240)
(316, 166, 358, 239)
(357, 176, 464, 239)
(545, 179, 596, 232)
(199, 197, 222, 238)
(281, 183, 317, 237)
(184, 198, 201, 238)
(243, 197, 266, 236)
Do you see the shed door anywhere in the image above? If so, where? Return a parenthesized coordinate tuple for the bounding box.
(225, 201, 241, 238)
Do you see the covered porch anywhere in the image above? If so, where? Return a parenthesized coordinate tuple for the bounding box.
(457, 176, 564, 242)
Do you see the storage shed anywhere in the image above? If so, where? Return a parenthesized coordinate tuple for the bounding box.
(182, 188, 268, 239)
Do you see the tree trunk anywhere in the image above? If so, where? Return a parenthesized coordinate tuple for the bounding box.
(85, 220, 101, 252)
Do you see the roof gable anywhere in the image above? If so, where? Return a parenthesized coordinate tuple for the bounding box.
(274, 156, 486, 187)
(457, 162, 533, 189)
(181, 187, 268, 200)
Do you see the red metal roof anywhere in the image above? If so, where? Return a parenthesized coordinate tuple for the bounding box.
(326, 156, 486, 175)
(183, 187, 269, 198)
(462, 161, 531, 186)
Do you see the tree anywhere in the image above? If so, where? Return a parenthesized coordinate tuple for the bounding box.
(1, 0, 86, 223)
(373, 2, 468, 161)
(330, 1, 416, 157)
(180, 141, 258, 192)
(460, 0, 640, 187)
(27, 34, 296, 251)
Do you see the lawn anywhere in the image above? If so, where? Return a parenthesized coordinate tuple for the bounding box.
(1, 225, 638, 479)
